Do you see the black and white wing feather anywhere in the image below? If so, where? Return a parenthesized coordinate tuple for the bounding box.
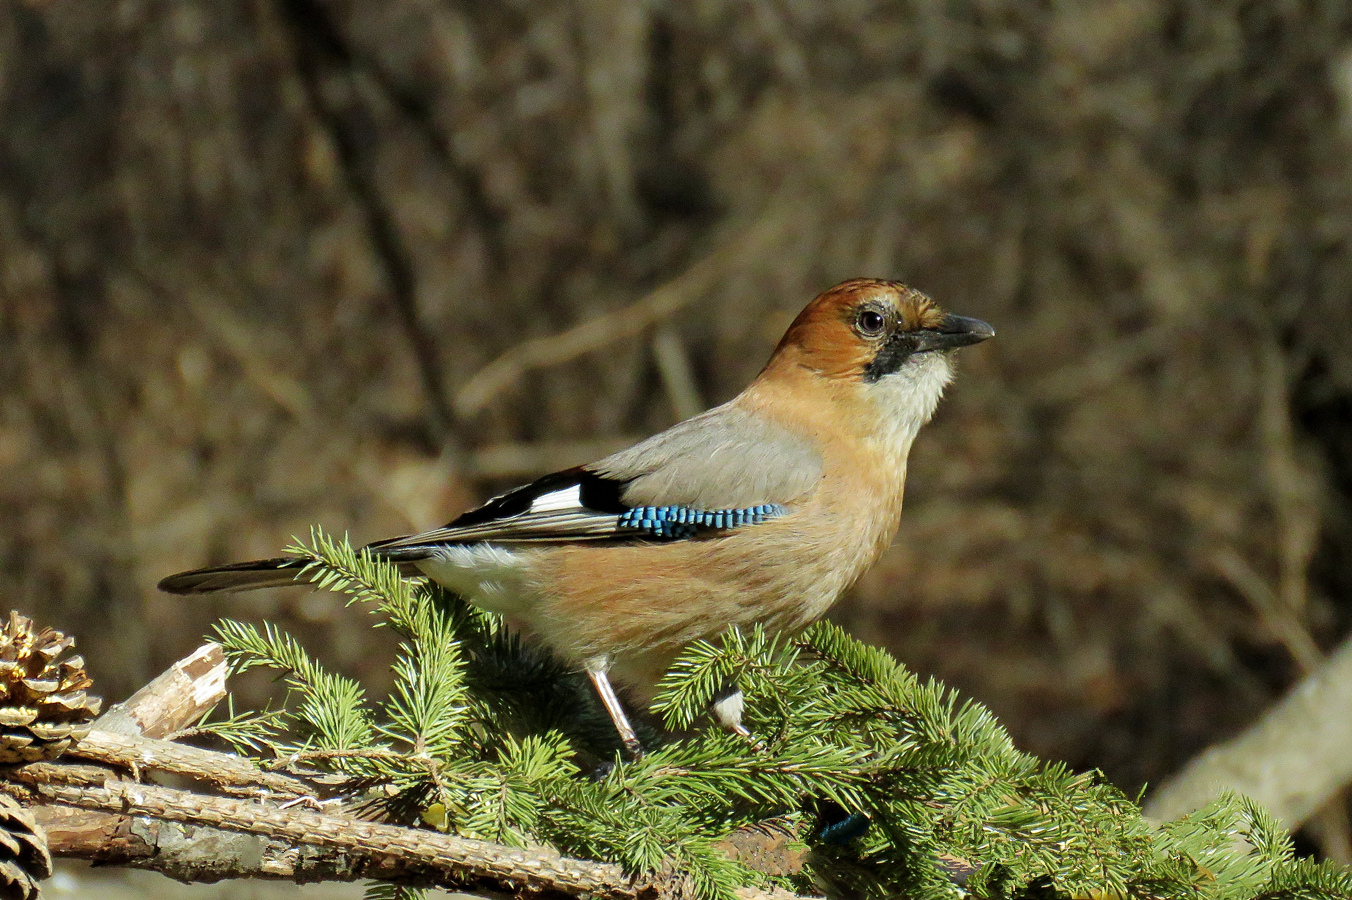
(367, 469, 632, 557)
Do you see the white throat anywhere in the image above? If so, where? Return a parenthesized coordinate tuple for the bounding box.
(863, 352, 953, 461)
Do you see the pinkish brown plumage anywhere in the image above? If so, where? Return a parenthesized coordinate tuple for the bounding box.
(160, 279, 994, 753)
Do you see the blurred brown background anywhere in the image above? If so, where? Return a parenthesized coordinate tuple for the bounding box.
(2, 0, 1352, 859)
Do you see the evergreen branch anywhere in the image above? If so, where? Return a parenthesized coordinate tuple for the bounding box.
(363, 883, 426, 900)
(286, 528, 476, 762)
(178, 696, 287, 754)
(213, 618, 377, 756)
(380, 619, 472, 761)
(176, 534, 1352, 900)
(284, 528, 420, 632)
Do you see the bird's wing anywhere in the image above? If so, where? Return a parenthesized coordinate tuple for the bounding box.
(367, 469, 638, 556)
(368, 403, 822, 558)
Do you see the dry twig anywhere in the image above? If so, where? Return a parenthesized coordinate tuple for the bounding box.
(1145, 632, 1352, 830)
(93, 643, 228, 740)
(64, 730, 313, 799)
(33, 805, 800, 899)
(453, 207, 791, 417)
(15, 778, 641, 898)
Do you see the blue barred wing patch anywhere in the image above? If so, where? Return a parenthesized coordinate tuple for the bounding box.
(616, 503, 788, 540)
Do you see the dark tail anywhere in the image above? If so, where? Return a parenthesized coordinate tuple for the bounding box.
(157, 558, 312, 594)
(158, 552, 431, 595)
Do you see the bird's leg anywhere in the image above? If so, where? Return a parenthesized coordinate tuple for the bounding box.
(584, 656, 643, 757)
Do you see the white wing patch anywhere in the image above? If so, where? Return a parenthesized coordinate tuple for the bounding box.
(528, 485, 583, 513)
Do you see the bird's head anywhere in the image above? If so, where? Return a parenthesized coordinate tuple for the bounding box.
(764, 278, 994, 447)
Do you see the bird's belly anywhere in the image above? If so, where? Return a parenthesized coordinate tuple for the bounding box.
(526, 527, 865, 688)
(412, 517, 887, 703)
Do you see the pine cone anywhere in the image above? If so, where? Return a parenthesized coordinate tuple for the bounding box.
(0, 794, 49, 900)
(0, 613, 102, 765)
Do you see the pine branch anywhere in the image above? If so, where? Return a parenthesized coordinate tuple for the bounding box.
(178, 697, 287, 753)
(214, 617, 378, 756)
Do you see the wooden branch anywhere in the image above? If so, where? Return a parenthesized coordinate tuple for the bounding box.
(13, 778, 637, 898)
(13, 769, 807, 898)
(59, 730, 312, 798)
(92, 643, 227, 739)
(67, 643, 313, 797)
(33, 805, 802, 899)
(35, 803, 501, 886)
(1145, 631, 1352, 828)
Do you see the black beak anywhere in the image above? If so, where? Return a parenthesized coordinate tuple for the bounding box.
(913, 314, 995, 352)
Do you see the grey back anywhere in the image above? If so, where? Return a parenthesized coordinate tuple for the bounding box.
(592, 403, 823, 510)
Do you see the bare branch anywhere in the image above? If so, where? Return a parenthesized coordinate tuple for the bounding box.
(454, 207, 791, 417)
(1145, 632, 1352, 828)
(64, 730, 313, 799)
(32, 803, 806, 899)
(93, 643, 228, 740)
(11, 778, 661, 898)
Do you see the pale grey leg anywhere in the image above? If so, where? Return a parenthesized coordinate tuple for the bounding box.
(585, 656, 643, 757)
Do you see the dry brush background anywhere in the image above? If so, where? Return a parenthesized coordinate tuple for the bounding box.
(2, 0, 1352, 858)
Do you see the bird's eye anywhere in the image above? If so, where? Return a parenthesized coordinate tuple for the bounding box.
(856, 308, 886, 336)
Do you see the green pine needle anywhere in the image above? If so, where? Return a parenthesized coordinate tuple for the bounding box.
(205, 528, 1352, 900)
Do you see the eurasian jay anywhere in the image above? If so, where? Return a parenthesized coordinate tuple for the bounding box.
(160, 279, 994, 754)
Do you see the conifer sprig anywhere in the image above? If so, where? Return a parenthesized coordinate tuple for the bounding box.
(213, 618, 376, 756)
(203, 529, 1352, 900)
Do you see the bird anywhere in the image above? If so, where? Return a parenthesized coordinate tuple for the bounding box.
(160, 278, 994, 755)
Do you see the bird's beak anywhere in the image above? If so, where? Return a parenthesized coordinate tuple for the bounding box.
(913, 314, 995, 352)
